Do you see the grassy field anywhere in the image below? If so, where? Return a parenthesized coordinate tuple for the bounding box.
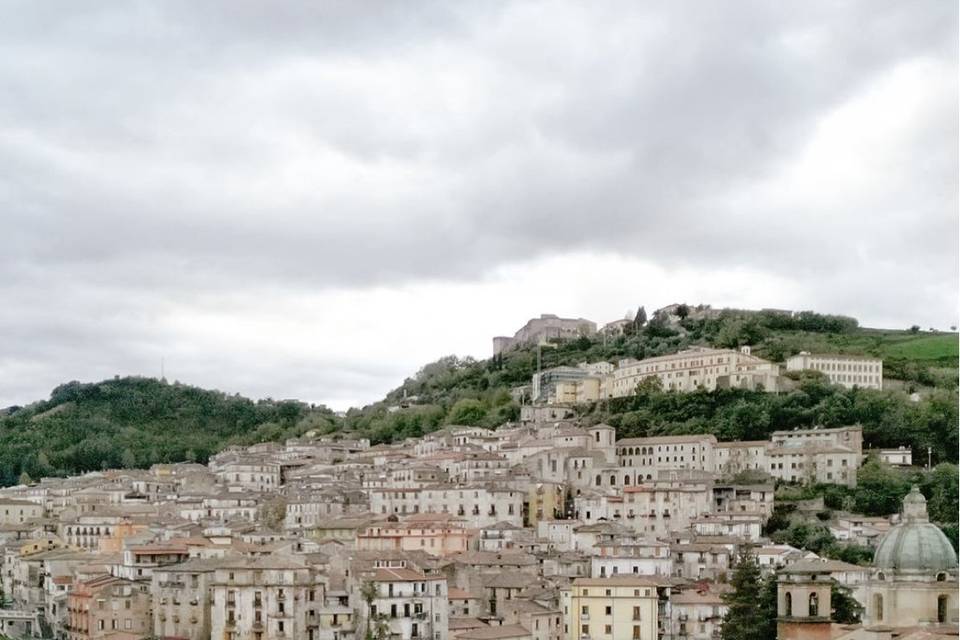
(877, 333, 959, 362)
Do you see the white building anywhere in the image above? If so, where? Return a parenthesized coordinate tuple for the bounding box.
(785, 352, 883, 390)
(364, 567, 448, 640)
(608, 347, 782, 396)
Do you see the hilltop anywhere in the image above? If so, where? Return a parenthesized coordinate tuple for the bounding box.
(342, 308, 958, 460)
(0, 377, 338, 485)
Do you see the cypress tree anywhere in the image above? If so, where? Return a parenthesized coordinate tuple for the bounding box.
(721, 549, 777, 640)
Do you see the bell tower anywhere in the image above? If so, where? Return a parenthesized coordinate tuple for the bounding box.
(777, 564, 834, 640)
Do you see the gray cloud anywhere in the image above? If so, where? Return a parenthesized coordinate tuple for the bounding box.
(0, 0, 956, 407)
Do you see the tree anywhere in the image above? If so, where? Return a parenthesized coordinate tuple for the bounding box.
(675, 304, 690, 319)
(260, 497, 288, 532)
(921, 463, 959, 523)
(853, 457, 910, 516)
(634, 306, 647, 329)
(446, 399, 487, 426)
(18, 471, 31, 486)
(360, 581, 379, 638)
(120, 448, 137, 469)
(909, 325, 921, 334)
(36, 451, 51, 475)
(831, 583, 863, 624)
(722, 549, 776, 640)
(635, 376, 664, 394)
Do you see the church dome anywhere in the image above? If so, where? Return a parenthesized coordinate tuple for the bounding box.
(873, 486, 958, 574)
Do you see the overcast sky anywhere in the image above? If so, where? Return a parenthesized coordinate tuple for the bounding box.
(1, 1, 957, 410)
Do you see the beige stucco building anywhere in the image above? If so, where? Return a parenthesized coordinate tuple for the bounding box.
(608, 347, 782, 396)
(563, 576, 659, 640)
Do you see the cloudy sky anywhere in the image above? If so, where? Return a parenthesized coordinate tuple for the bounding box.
(1, 1, 957, 410)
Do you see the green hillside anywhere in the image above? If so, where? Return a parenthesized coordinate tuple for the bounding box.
(0, 377, 337, 485)
(343, 309, 959, 462)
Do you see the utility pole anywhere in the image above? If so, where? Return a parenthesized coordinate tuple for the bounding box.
(928, 447, 932, 470)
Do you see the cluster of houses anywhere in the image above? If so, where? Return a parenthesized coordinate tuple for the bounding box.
(0, 416, 951, 640)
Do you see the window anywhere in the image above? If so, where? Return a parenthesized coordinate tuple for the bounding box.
(785, 593, 792, 617)
(808, 593, 819, 617)
(938, 595, 948, 624)
(874, 594, 883, 621)
(605, 606, 612, 615)
(605, 625, 612, 635)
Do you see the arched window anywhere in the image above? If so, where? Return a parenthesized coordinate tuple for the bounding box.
(937, 572, 947, 582)
(874, 594, 883, 622)
(609, 475, 616, 486)
(624, 476, 631, 485)
(938, 595, 948, 624)
(808, 593, 819, 617)
(595, 475, 601, 487)
(784, 593, 792, 617)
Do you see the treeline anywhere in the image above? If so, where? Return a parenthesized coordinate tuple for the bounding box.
(768, 460, 959, 558)
(0, 377, 338, 485)
(590, 379, 958, 465)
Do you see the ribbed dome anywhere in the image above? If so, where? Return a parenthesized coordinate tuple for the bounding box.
(873, 486, 958, 574)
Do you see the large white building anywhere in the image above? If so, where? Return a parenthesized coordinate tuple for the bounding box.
(785, 352, 883, 390)
(365, 567, 448, 640)
(609, 346, 783, 396)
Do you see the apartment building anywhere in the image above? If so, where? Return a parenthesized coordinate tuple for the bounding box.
(0, 499, 43, 525)
(563, 576, 659, 640)
(365, 567, 448, 640)
(669, 590, 727, 640)
(671, 544, 732, 581)
(785, 352, 882, 390)
(215, 459, 282, 492)
(767, 425, 862, 487)
(619, 482, 714, 537)
(357, 521, 476, 557)
(152, 559, 218, 640)
(616, 435, 718, 482)
(66, 575, 152, 640)
(209, 556, 328, 640)
(285, 490, 369, 530)
(713, 441, 768, 476)
(590, 549, 673, 579)
(370, 485, 524, 528)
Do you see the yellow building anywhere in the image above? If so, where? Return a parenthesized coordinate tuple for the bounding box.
(563, 576, 659, 640)
(526, 482, 566, 526)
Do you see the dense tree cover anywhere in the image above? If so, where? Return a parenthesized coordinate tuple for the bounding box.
(768, 462, 960, 560)
(0, 377, 337, 485)
(590, 381, 958, 465)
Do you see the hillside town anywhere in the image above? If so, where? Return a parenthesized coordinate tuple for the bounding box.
(496, 309, 883, 406)
(0, 404, 953, 640)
